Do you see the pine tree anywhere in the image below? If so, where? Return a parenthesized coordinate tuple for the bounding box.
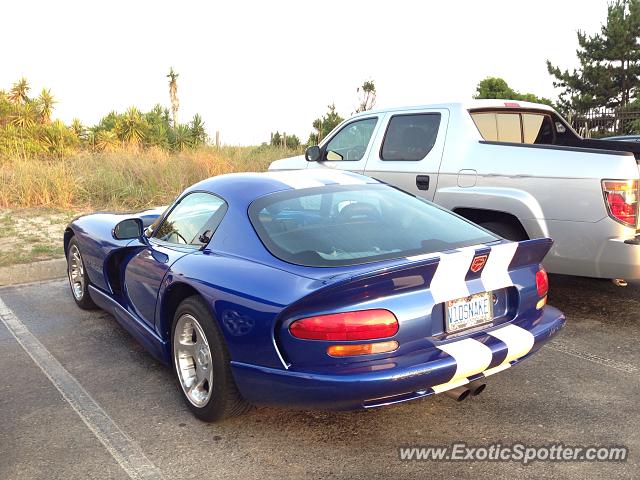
(547, 0, 640, 111)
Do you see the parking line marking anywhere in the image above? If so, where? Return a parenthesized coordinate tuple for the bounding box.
(548, 340, 638, 375)
(0, 296, 165, 480)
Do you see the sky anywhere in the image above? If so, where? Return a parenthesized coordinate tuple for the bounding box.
(2, 0, 610, 145)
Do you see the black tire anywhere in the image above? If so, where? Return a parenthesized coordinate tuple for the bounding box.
(66, 237, 98, 310)
(479, 221, 528, 241)
(171, 296, 251, 422)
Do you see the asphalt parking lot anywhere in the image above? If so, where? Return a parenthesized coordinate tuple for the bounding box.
(1, 275, 638, 479)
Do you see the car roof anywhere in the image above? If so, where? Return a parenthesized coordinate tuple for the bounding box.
(350, 99, 555, 119)
(185, 169, 380, 204)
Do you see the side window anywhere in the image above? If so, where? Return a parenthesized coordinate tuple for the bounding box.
(495, 113, 521, 142)
(324, 118, 378, 161)
(153, 192, 227, 246)
(471, 113, 498, 141)
(380, 113, 441, 161)
(522, 113, 554, 144)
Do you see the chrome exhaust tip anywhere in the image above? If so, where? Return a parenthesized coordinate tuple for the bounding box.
(469, 382, 487, 396)
(444, 386, 471, 402)
(612, 278, 628, 287)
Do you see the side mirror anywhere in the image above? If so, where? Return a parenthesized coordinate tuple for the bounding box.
(305, 145, 322, 162)
(113, 218, 144, 240)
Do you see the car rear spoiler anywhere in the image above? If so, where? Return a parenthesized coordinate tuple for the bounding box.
(282, 238, 553, 319)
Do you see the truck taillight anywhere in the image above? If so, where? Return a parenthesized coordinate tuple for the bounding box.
(289, 309, 398, 341)
(602, 180, 638, 227)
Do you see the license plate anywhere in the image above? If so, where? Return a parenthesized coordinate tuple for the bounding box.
(445, 291, 493, 333)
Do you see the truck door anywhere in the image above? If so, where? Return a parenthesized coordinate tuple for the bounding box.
(362, 109, 448, 201)
(306, 115, 384, 174)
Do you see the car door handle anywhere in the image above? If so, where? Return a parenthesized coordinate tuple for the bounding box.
(416, 175, 430, 190)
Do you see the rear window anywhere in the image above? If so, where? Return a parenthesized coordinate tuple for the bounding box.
(249, 185, 497, 267)
(471, 111, 555, 144)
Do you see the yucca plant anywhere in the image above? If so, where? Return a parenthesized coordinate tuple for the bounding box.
(8, 77, 30, 104)
(95, 130, 119, 152)
(170, 124, 193, 151)
(70, 118, 86, 140)
(10, 101, 39, 129)
(190, 114, 207, 146)
(38, 88, 56, 124)
(115, 107, 147, 147)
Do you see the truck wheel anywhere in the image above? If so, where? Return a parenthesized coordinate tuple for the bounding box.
(479, 221, 527, 241)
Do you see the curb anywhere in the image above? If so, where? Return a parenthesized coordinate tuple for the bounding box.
(0, 258, 67, 287)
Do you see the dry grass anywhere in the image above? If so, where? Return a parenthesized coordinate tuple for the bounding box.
(0, 208, 76, 267)
(0, 145, 299, 210)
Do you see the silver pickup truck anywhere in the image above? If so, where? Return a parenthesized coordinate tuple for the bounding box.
(269, 100, 640, 283)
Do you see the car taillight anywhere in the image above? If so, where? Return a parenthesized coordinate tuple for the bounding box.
(327, 341, 399, 357)
(289, 309, 398, 341)
(536, 267, 549, 297)
(535, 266, 548, 310)
(602, 180, 638, 227)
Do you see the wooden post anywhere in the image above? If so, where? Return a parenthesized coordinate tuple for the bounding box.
(283, 132, 287, 148)
(215, 131, 220, 148)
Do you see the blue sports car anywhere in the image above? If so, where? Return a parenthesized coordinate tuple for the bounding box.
(65, 169, 565, 421)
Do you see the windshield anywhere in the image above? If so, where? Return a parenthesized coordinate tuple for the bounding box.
(249, 184, 498, 267)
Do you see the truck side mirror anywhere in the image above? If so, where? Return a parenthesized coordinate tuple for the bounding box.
(305, 145, 322, 162)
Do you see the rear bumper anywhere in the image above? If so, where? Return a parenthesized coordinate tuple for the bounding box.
(540, 218, 640, 280)
(231, 306, 565, 410)
(595, 236, 640, 279)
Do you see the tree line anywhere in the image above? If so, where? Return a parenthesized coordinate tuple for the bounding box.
(477, 0, 640, 119)
(0, 72, 207, 159)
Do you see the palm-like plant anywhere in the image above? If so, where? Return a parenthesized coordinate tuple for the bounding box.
(41, 120, 71, 157)
(70, 118, 87, 142)
(95, 130, 119, 152)
(167, 68, 179, 128)
(11, 101, 38, 129)
(171, 124, 192, 151)
(9, 77, 30, 104)
(146, 122, 170, 149)
(115, 107, 147, 146)
(38, 88, 56, 124)
(190, 114, 207, 146)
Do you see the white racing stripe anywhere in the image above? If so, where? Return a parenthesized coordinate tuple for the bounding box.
(428, 247, 476, 304)
(407, 241, 517, 305)
(263, 170, 325, 189)
(481, 363, 511, 378)
(263, 169, 371, 189)
(431, 377, 470, 394)
(437, 337, 493, 382)
(312, 168, 369, 185)
(0, 296, 164, 480)
(488, 323, 535, 365)
(481, 242, 518, 292)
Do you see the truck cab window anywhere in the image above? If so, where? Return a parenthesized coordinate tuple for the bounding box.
(380, 113, 441, 161)
(324, 118, 378, 161)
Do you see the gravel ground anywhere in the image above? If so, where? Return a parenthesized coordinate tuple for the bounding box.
(0, 276, 638, 480)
